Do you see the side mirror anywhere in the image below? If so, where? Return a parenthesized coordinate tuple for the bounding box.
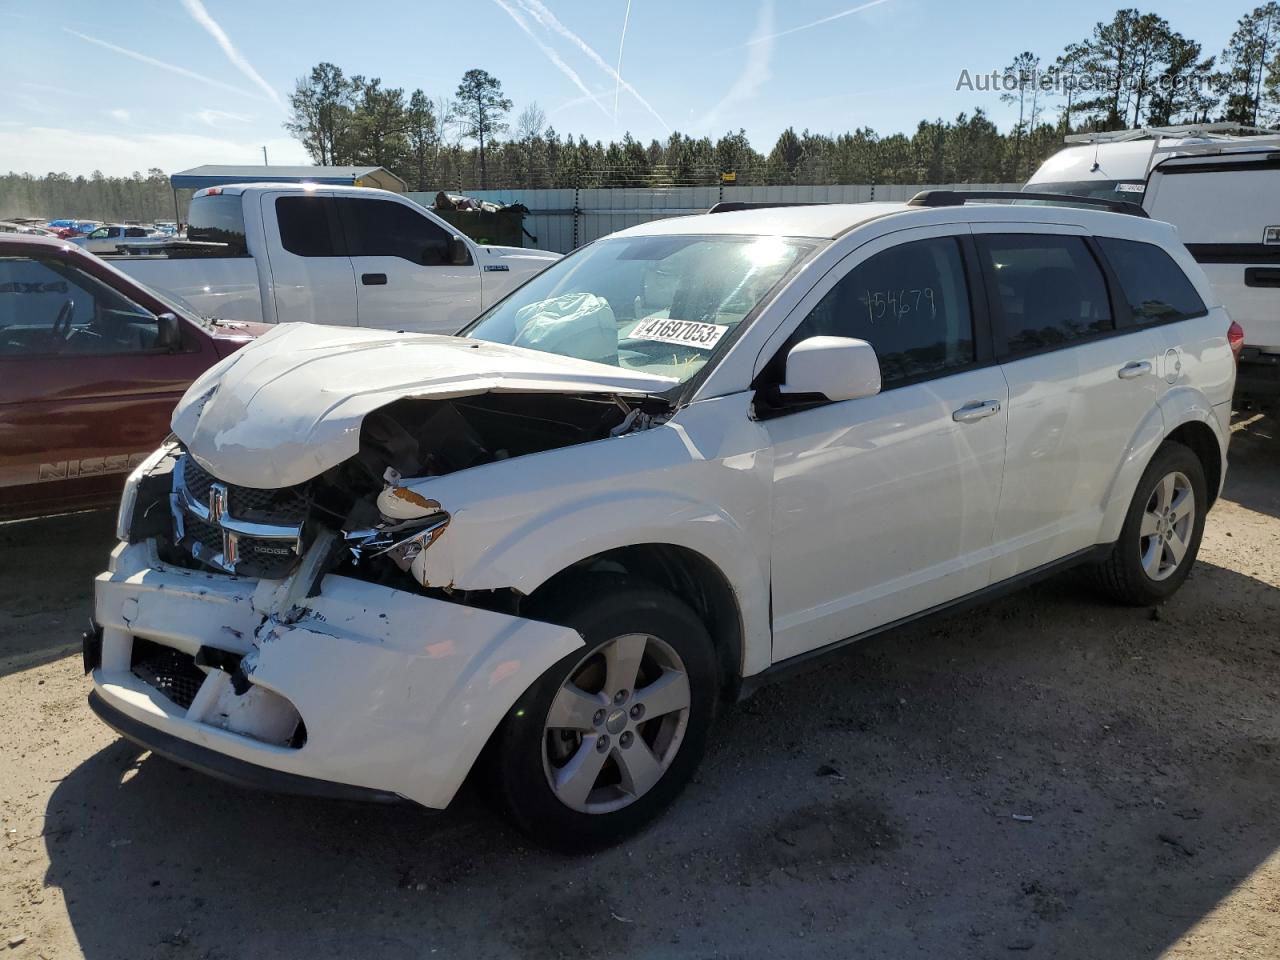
(779, 336, 882, 402)
(447, 235, 471, 266)
(155, 312, 181, 352)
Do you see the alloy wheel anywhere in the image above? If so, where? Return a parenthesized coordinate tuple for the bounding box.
(1139, 470, 1195, 582)
(541, 633, 691, 815)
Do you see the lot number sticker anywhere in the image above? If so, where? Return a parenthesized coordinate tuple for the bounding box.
(631, 317, 728, 350)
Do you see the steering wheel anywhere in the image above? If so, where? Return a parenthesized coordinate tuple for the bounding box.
(49, 299, 76, 346)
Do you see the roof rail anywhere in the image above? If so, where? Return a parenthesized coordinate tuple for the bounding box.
(907, 189, 1148, 218)
(706, 200, 825, 214)
(1063, 122, 1280, 144)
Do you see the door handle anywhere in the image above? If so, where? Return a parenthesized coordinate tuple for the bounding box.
(952, 399, 1002, 423)
(361, 273, 387, 286)
(1117, 360, 1152, 380)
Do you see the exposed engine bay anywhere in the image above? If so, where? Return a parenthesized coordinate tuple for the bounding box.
(127, 392, 664, 597)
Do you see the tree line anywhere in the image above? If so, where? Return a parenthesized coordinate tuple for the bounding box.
(278, 4, 1280, 190)
(3, 3, 1279, 220)
(0, 169, 175, 222)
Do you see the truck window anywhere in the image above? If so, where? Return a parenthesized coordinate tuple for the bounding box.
(187, 195, 250, 256)
(790, 237, 976, 388)
(0, 256, 162, 356)
(337, 198, 456, 265)
(1096, 237, 1207, 325)
(276, 196, 342, 258)
(978, 235, 1113, 356)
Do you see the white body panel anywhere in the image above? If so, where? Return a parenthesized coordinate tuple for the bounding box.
(94, 200, 1236, 810)
(170, 322, 676, 488)
(93, 539, 580, 809)
(113, 255, 264, 324)
(1144, 156, 1280, 352)
(257, 189, 360, 326)
(110, 184, 559, 331)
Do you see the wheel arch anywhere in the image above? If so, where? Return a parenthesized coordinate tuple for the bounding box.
(529, 542, 748, 702)
(1099, 390, 1227, 543)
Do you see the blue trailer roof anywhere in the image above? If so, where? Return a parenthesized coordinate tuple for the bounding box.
(169, 165, 394, 190)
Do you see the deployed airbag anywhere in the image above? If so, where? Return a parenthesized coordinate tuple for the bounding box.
(513, 293, 618, 366)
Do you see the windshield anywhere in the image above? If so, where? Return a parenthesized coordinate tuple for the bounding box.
(462, 234, 812, 386)
(1027, 180, 1147, 204)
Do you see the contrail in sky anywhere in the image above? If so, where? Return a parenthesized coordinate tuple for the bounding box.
(180, 0, 283, 108)
(64, 29, 261, 100)
(515, 0, 669, 132)
(745, 0, 893, 45)
(613, 0, 633, 134)
(492, 0, 611, 118)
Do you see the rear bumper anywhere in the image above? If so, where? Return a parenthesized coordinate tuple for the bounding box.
(90, 539, 582, 809)
(1235, 349, 1280, 398)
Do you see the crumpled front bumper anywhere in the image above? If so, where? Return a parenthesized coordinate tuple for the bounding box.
(90, 539, 582, 809)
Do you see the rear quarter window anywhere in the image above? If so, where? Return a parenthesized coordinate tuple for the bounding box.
(1096, 237, 1207, 325)
(186, 195, 250, 257)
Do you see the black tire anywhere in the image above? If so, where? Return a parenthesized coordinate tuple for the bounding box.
(1093, 441, 1207, 606)
(491, 575, 718, 850)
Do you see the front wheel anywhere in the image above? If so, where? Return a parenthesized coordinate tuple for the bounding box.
(1093, 441, 1208, 606)
(491, 577, 718, 850)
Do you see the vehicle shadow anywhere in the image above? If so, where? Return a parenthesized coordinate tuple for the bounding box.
(0, 509, 115, 677)
(44, 555, 1280, 959)
(1224, 412, 1279, 520)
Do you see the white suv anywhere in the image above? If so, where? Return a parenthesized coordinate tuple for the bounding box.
(91, 194, 1236, 847)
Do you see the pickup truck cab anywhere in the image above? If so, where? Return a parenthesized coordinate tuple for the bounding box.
(92, 195, 1235, 848)
(111, 184, 560, 334)
(0, 234, 262, 520)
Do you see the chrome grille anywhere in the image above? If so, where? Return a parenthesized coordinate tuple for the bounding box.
(171, 455, 308, 579)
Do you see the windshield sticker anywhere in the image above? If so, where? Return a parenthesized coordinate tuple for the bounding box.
(630, 317, 728, 349)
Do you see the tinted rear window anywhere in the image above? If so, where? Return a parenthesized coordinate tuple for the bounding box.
(978, 235, 1113, 356)
(1096, 237, 1207, 325)
(187, 195, 249, 256)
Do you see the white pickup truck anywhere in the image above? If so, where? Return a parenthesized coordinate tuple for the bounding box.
(108, 184, 560, 333)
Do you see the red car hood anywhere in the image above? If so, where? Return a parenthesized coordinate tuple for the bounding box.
(206, 318, 272, 358)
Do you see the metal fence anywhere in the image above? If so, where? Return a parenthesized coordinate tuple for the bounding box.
(406, 183, 1023, 253)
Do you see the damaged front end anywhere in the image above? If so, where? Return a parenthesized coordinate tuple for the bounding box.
(126, 391, 663, 594)
(98, 389, 669, 806)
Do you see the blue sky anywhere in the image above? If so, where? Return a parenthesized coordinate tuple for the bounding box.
(0, 0, 1241, 176)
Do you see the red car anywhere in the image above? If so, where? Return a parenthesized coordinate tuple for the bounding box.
(0, 234, 264, 520)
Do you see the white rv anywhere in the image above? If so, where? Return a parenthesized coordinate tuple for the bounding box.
(1028, 124, 1280, 406)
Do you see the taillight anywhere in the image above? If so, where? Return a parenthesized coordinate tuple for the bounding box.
(1227, 320, 1245, 361)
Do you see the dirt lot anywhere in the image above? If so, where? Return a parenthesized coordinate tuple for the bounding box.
(1, 417, 1278, 960)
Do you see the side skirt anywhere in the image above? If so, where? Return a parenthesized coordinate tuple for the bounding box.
(739, 543, 1112, 700)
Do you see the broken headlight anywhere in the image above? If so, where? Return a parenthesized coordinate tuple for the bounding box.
(345, 514, 450, 571)
(116, 441, 180, 541)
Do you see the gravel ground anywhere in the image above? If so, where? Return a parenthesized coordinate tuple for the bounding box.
(2, 416, 1278, 960)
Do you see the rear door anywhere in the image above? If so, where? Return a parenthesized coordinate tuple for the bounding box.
(0, 252, 210, 519)
(336, 196, 481, 333)
(1146, 154, 1280, 352)
(259, 192, 359, 326)
(972, 226, 1164, 580)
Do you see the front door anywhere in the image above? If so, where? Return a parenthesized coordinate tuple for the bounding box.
(763, 227, 1008, 662)
(336, 196, 481, 334)
(261, 191, 359, 326)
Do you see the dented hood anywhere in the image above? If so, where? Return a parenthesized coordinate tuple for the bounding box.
(171, 322, 675, 488)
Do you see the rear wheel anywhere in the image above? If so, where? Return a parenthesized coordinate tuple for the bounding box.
(1094, 441, 1207, 606)
(492, 577, 717, 849)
